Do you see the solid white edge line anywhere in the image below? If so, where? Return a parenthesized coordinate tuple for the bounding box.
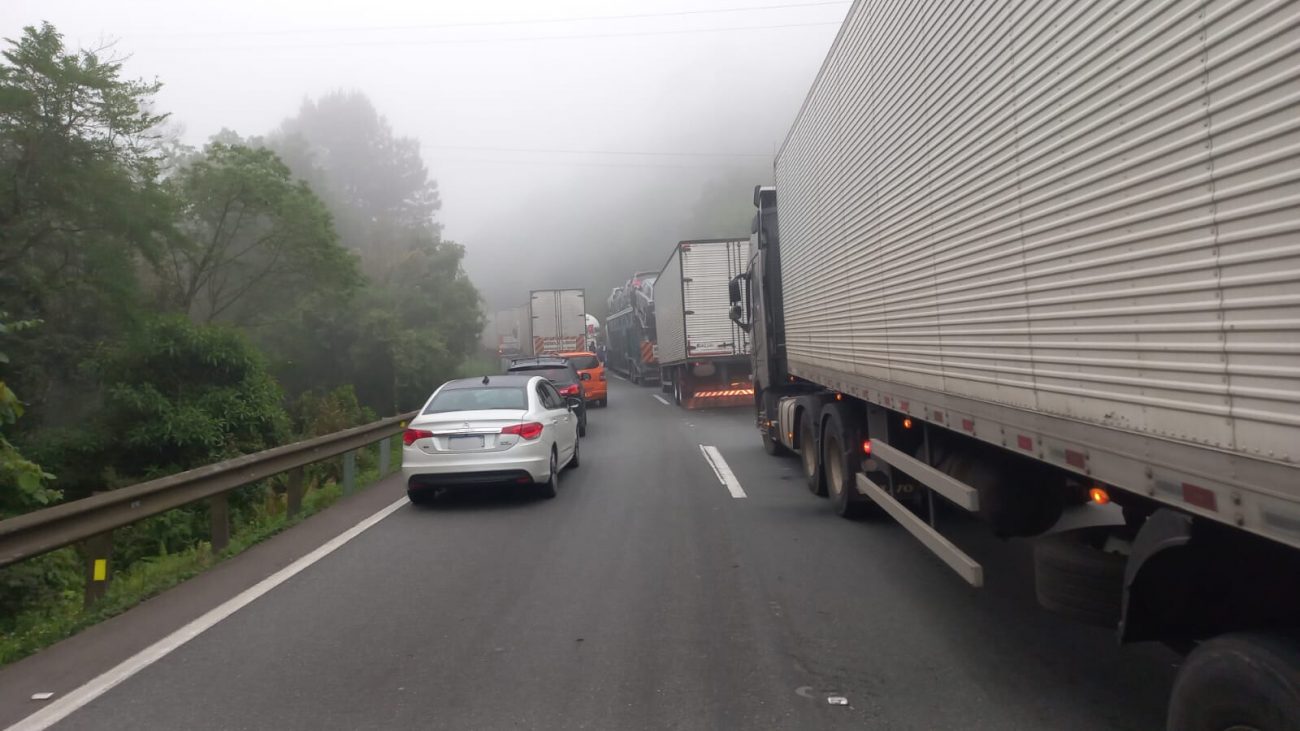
(7, 496, 411, 731)
(700, 445, 747, 499)
(652, 394, 671, 406)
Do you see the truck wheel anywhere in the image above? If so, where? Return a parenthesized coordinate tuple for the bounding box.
(797, 401, 826, 496)
(822, 406, 869, 518)
(672, 373, 683, 405)
(1032, 534, 1125, 628)
(1168, 632, 1300, 731)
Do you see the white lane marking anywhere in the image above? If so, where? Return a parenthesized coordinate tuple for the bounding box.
(699, 445, 747, 498)
(652, 394, 670, 406)
(7, 496, 411, 731)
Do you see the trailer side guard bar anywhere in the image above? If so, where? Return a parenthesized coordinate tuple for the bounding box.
(856, 473, 984, 588)
(869, 438, 980, 512)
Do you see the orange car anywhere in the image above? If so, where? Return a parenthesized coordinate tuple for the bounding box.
(556, 351, 607, 407)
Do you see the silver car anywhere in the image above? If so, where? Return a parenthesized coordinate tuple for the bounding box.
(402, 375, 580, 504)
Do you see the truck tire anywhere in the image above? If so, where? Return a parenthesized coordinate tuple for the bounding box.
(672, 371, 683, 405)
(1032, 534, 1125, 628)
(822, 407, 870, 519)
(1167, 632, 1300, 731)
(797, 399, 826, 496)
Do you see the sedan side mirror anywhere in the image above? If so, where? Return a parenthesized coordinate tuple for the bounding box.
(566, 397, 582, 411)
(580, 372, 591, 381)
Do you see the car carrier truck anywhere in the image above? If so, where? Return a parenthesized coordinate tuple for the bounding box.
(728, 0, 1300, 728)
(605, 271, 660, 384)
(655, 238, 753, 408)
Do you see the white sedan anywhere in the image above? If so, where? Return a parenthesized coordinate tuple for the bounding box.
(402, 374, 581, 504)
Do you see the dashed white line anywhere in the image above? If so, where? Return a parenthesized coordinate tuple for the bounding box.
(7, 496, 411, 731)
(699, 445, 747, 498)
(652, 394, 671, 406)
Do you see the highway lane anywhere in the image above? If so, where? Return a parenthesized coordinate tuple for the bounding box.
(45, 377, 1177, 730)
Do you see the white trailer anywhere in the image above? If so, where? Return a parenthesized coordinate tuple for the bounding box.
(655, 239, 753, 407)
(730, 0, 1300, 727)
(529, 289, 586, 354)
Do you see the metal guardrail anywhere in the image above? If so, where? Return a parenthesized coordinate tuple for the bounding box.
(0, 411, 416, 603)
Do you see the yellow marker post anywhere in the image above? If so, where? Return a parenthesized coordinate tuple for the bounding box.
(82, 529, 114, 608)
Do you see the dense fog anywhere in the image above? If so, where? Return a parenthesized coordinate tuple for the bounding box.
(3, 0, 848, 316)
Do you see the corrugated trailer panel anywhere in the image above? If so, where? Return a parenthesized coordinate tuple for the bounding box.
(776, 0, 1300, 465)
(530, 289, 587, 352)
(655, 250, 686, 364)
(681, 240, 752, 359)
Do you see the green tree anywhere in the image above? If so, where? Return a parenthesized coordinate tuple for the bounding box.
(155, 143, 359, 326)
(0, 316, 57, 519)
(261, 92, 484, 412)
(275, 91, 440, 277)
(97, 316, 290, 481)
(0, 23, 172, 424)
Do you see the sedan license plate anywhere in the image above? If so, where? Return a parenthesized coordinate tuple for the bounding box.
(448, 435, 484, 450)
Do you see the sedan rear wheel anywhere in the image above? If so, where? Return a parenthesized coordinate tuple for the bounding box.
(537, 450, 559, 499)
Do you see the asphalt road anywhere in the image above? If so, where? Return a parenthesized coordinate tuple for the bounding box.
(33, 378, 1178, 730)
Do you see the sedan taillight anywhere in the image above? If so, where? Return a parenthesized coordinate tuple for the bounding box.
(501, 422, 544, 440)
(558, 384, 580, 397)
(403, 428, 434, 446)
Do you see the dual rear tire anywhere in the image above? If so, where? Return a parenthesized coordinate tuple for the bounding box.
(794, 398, 869, 518)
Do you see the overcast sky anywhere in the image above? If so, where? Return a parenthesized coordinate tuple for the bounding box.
(2, 0, 848, 311)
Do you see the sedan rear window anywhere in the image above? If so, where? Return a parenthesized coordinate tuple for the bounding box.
(567, 355, 600, 370)
(424, 387, 527, 414)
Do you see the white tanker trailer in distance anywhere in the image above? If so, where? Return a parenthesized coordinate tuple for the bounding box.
(729, 0, 1300, 728)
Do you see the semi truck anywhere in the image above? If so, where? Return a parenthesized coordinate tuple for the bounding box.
(729, 0, 1300, 728)
(528, 289, 586, 354)
(605, 271, 660, 384)
(655, 239, 752, 408)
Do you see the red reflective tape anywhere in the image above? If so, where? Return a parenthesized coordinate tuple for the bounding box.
(962, 419, 975, 432)
(900, 400, 910, 412)
(1017, 435, 1033, 451)
(932, 412, 944, 423)
(1182, 483, 1218, 512)
(1065, 449, 1086, 469)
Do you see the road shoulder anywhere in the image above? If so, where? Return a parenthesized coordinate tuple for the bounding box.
(0, 474, 407, 729)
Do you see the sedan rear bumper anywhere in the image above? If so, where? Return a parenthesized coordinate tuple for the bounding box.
(407, 470, 537, 491)
(402, 449, 552, 488)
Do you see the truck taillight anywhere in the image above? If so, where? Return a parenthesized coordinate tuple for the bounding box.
(501, 422, 544, 440)
(403, 428, 434, 446)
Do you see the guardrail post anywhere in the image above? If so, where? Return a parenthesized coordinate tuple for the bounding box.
(210, 493, 230, 553)
(378, 437, 390, 477)
(81, 531, 114, 608)
(286, 467, 305, 518)
(343, 450, 357, 495)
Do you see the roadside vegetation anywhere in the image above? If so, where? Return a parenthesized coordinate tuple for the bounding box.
(0, 24, 481, 661)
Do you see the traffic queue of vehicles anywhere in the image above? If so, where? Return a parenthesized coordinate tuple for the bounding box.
(432, 0, 1300, 722)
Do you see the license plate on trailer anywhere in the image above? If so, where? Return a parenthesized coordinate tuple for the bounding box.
(448, 435, 484, 450)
